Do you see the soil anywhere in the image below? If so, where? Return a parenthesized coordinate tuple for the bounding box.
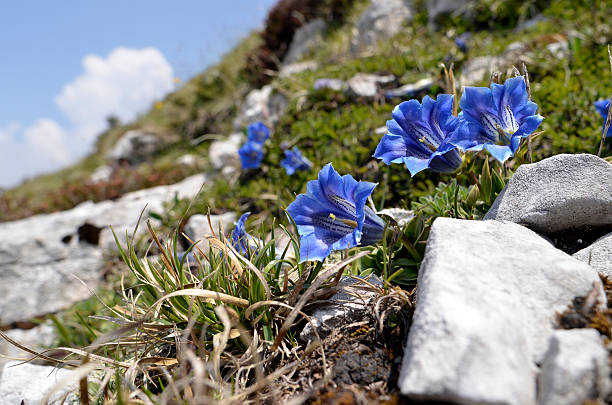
(546, 225, 611, 255)
(269, 292, 413, 405)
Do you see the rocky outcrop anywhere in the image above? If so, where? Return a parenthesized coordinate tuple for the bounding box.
(351, 0, 414, 52)
(0, 174, 207, 325)
(398, 218, 605, 405)
(234, 85, 287, 130)
(208, 133, 244, 173)
(106, 129, 161, 166)
(283, 19, 326, 64)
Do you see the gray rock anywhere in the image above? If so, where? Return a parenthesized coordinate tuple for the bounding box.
(399, 218, 605, 405)
(0, 174, 207, 324)
(183, 213, 237, 251)
(208, 133, 243, 171)
(426, 0, 470, 23)
(234, 85, 288, 129)
(88, 165, 113, 183)
(313, 78, 346, 91)
(0, 361, 79, 404)
(283, 19, 326, 64)
(538, 329, 610, 405)
(351, 0, 414, 52)
(385, 77, 434, 98)
(279, 61, 318, 78)
(460, 41, 531, 86)
(484, 154, 612, 234)
(300, 275, 383, 343)
(573, 233, 612, 278)
(106, 129, 161, 165)
(346, 73, 395, 98)
(378, 208, 414, 227)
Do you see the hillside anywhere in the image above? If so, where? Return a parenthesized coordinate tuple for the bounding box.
(0, 0, 611, 403)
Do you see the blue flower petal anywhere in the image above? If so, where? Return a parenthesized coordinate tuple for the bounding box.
(246, 121, 270, 144)
(483, 144, 514, 163)
(376, 94, 462, 175)
(239, 141, 264, 169)
(287, 164, 384, 263)
(595, 99, 612, 137)
(514, 114, 543, 138)
(231, 212, 263, 255)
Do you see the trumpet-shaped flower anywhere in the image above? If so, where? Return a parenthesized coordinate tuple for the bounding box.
(246, 121, 270, 144)
(595, 99, 612, 137)
(286, 164, 385, 262)
(281, 147, 312, 175)
(239, 141, 264, 169)
(230, 212, 262, 255)
(374, 94, 463, 176)
(454, 76, 543, 163)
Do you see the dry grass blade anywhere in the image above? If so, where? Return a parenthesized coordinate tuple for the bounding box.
(147, 288, 250, 320)
(0, 329, 71, 366)
(147, 219, 179, 283)
(271, 250, 370, 351)
(211, 306, 232, 383)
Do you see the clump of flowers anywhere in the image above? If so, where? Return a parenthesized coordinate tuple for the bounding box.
(281, 147, 312, 175)
(286, 163, 384, 262)
(374, 76, 543, 168)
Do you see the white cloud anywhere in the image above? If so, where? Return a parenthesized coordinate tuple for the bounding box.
(1, 47, 174, 187)
(56, 47, 174, 141)
(22, 119, 71, 165)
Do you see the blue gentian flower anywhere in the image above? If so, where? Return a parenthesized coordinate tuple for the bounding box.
(239, 141, 264, 169)
(453, 76, 543, 163)
(595, 99, 612, 137)
(246, 121, 270, 144)
(286, 164, 385, 263)
(281, 147, 313, 175)
(230, 212, 262, 255)
(373, 94, 463, 176)
(454, 33, 470, 53)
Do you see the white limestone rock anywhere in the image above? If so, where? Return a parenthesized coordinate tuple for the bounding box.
(279, 61, 318, 78)
(234, 85, 287, 129)
(0, 361, 79, 404)
(484, 154, 612, 234)
(208, 133, 243, 170)
(106, 129, 161, 166)
(538, 329, 610, 405)
(346, 73, 395, 98)
(573, 233, 612, 278)
(385, 77, 434, 98)
(0, 174, 207, 324)
(88, 165, 113, 183)
(351, 0, 414, 52)
(398, 218, 605, 405)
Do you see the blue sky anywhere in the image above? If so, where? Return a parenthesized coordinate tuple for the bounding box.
(0, 1, 277, 187)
